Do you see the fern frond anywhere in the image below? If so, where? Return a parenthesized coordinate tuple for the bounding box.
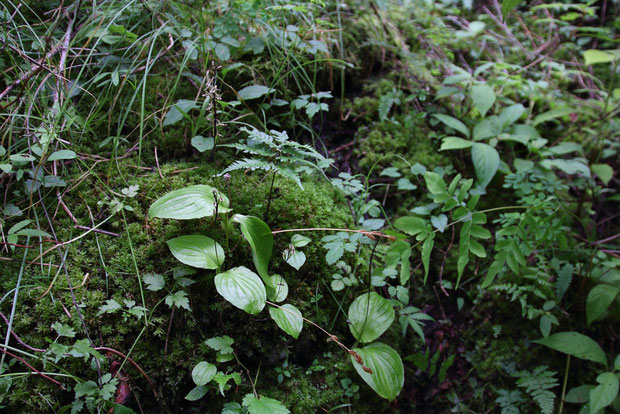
(220, 158, 273, 175)
(514, 366, 558, 414)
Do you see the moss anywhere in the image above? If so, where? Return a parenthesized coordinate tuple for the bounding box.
(0, 155, 360, 412)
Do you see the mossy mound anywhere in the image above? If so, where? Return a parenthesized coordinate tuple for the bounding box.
(0, 157, 367, 412)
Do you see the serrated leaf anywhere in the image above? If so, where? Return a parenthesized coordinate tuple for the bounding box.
(149, 185, 231, 220)
(433, 114, 469, 138)
(47, 150, 77, 161)
(166, 235, 225, 269)
(143, 273, 165, 291)
(501, 0, 524, 18)
(51, 322, 76, 338)
(325, 243, 344, 265)
(214, 266, 266, 315)
(534, 332, 607, 365)
(242, 394, 290, 414)
(205, 336, 234, 354)
(350, 342, 404, 401)
(192, 361, 217, 386)
(348, 292, 395, 343)
(165, 291, 191, 311)
(586, 284, 619, 325)
(269, 304, 303, 338)
(232, 215, 274, 290)
(472, 143, 499, 188)
(238, 85, 274, 100)
(590, 372, 619, 413)
(97, 299, 122, 315)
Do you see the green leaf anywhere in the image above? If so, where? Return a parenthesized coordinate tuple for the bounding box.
(185, 385, 207, 401)
(350, 342, 404, 401)
(205, 336, 234, 354)
(348, 292, 395, 343)
(422, 235, 434, 283)
(47, 150, 77, 161)
(534, 332, 607, 365)
(238, 85, 274, 100)
(424, 171, 447, 195)
(269, 304, 303, 339)
(291, 234, 311, 247)
(191, 135, 214, 152)
(97, 299, 122, 315)
(284, 250, 306, 270)
(565, 385, 594, 403)
(163, 99, 198, 126)
(471, 84, 495, 116)
(499, 104, 525, 128)
(242, 394, 290, 414)
(165, 291, 191, 311)
(586, 285, 619, 325)
(584, 49, 616, 66)
(143, 273, 165, 291)
(149, 185, 231, 220)
(166, 235, 224, 270)
(51, 322, 76, 338)
(214, 266, 266, 315)
(591, 163, 613, 186)
(471, 143, 500, 188)
(192, 361, 217, 386)
(75, 381, 98, 398)
(433, 114, 470, 138)
(440, 137, 472, 151)
(541, 159, 590, 177)
(533, 107, 574, 126)
(268, 274, 288, 302)
(394, 216, 426, 236)
(590, 373, 619, 413)
(215, 43, 230, 60)
(502, 0, 524, 18)
(232, 215, 274, 290)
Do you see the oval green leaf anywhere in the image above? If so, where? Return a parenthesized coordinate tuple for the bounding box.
(192, 361, 217, 386)
(232, 215, 274, 290)
(269, 304, 303, 339)
(533, 331, 607, 365)
(394, 216, 427, 236)
(590, 372, 619, 413)
(350, 342, 404, 401)
(167, 235, 224, 269)
(215, 266, 266, 315)
(242, 394, 290, 414)
(432, 114, 470, 138)
(149, 185, 231, 220)
(587, 284, 619, 325)
(268, 274, 288, 302)
(471, 143, 499, 188)
(238, 85, 274, 100)
(348, 292, 395, 343)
